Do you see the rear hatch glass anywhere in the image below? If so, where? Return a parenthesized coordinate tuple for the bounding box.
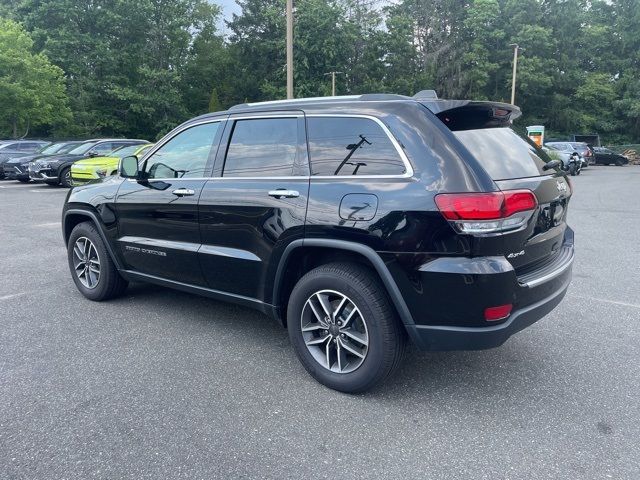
(453, 128, 551, 180)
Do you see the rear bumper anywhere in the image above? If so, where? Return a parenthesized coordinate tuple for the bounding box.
(405, 270, 570, 350)
(394, 227, 574, 351)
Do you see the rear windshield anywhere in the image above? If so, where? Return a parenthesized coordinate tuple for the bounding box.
(454, 128, 553, 180)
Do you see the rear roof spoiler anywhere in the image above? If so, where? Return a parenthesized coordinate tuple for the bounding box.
(421, 100, 522, 130)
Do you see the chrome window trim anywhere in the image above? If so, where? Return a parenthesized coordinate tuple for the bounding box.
(228, 114, 303, 120)
(134, 113, 414, 181)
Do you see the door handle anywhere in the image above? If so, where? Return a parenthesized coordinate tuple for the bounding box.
(268, 189, 299, 199)
(172, 188, 195, 197)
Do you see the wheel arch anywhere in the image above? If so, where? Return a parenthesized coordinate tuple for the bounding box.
(272, 239, 416, 329)
(63, 208, 123, 270)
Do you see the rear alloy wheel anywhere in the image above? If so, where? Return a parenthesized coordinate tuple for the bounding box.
(300, 290, 369, 374)
(288, 262, 405, 393)
(67, 221, 128, 301)
(60, 167, 72, 187)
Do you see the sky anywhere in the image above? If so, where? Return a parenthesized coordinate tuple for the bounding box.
(214, 0, 241, 33)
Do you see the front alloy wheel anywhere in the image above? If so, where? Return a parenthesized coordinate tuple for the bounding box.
(301, 290, 369, 374)
(72, 236, 101, 289)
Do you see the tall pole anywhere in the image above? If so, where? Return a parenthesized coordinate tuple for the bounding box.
(510, 43, 519, 105)
(324, 71, 343, 96)
(286, 0, 293, 99)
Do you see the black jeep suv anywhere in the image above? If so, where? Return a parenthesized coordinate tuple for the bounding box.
(62, 92, 574, 392)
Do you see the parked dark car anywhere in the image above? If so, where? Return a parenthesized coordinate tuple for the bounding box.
(2, 141, 83, 182)
(62, 93, 574, 392)
(0, 140, 51, 178)
(30, 139, 147, 187)
(593, 147, 629, 166)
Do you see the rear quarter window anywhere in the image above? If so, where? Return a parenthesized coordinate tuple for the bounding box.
(307, 117, 407, 176)
(454, 128, 552, 180)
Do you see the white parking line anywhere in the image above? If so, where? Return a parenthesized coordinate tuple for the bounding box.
(34, 222, 60, 228)
(570, 294, 640, 310)
(29, 189, 66, 193)
(0, 292, 27, 301)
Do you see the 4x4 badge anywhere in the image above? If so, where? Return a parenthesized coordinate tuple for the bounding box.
(557, 180, 567, 193)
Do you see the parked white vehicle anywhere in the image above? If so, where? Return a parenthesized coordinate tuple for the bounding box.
(545, 142, 590, 169)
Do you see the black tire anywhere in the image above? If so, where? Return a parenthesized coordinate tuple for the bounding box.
(615, 159, 623, 167)
(67, 221, 128, 301)
(60, 167, 72, 188)
(569, 164, 576, 176)
(287, 262, 406, 393)
(18, 178, 30, 183)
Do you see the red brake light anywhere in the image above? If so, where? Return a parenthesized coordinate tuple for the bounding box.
(502, 191, 538, 217)
(484, 304, 513, 321)
(435, 190, 537, 221)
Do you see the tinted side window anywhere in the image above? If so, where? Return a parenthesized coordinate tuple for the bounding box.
(307, 117, 406, 176)
(20, 143, 41, 151)
(223, 118, 298, 177)
(91, 142, 116, 155)
(144, 122, 219, 179)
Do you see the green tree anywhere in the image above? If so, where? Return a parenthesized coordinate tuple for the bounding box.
(12, 0, 220, 138)
(461, 0, 503, 99)
(0, 18, 70, 137)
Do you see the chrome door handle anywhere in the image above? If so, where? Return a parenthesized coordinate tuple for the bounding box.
(172, 188, 195, 197)
(268, 189, 299, 199)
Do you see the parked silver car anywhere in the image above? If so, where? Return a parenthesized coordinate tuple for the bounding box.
(545, 142, 591, 169)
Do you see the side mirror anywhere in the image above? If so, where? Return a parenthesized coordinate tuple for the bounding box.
(542, 159, 561, 171)
(88, 151, 99, 158)
(119, 155, 139, 179)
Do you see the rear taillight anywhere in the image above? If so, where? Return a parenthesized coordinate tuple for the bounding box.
(435, 190, 537, 235)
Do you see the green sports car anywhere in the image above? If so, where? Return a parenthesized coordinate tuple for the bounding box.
(71, 143, 153, 185)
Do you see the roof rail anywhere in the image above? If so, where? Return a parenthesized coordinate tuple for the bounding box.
(228, 93, 413, 111)
(358, 93, 412, 101)
(229, 96, 360, 110)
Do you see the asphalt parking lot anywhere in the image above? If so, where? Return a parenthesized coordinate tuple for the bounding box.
(1, 166, 639, 479)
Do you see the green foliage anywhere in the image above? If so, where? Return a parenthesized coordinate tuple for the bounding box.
(0, 0, 638, 143)
(0, 18, 70, 137)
